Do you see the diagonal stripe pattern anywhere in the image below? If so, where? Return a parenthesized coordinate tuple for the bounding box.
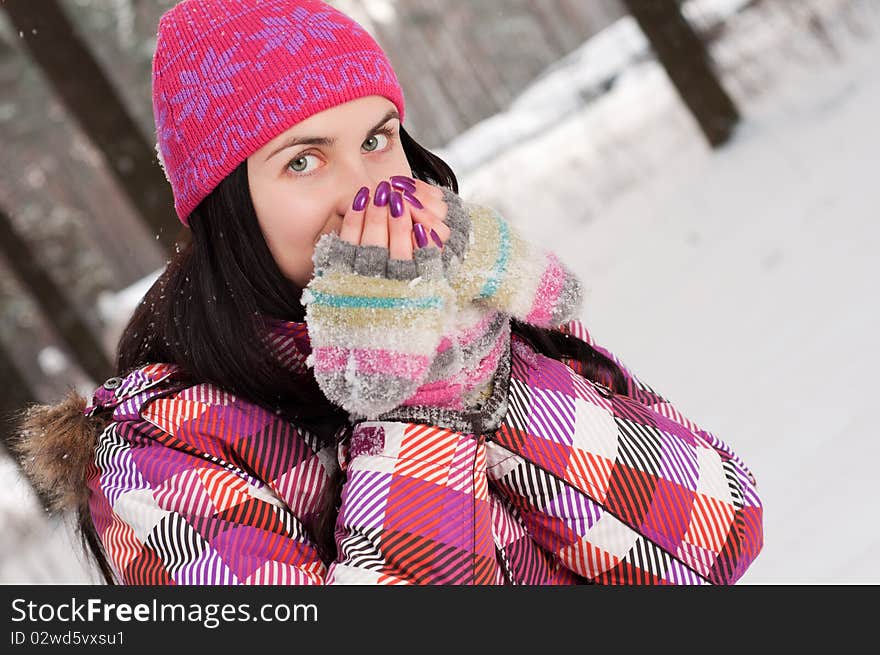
(85, 317, 761, 585)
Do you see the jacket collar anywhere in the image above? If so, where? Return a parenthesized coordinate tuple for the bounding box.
(262, 317, 311, 377)
(84, 318, 311, 417)
(83, 317, 518, 434)
(83, 362, 179, 417)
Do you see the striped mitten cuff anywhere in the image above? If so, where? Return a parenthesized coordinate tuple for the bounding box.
(302, 233, 456, 419)
(440, 188, 584, 329)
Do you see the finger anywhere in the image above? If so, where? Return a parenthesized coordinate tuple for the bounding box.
(412, 214, 450, 249)
(414, 178, 445, 199)
(387, 190, 413, 261)
(404, 191, 451, 248)
(388, 182, 437, 252)
(390, 175, 445, 200)
(402, 185, 447, 223)
(361, 180, 391, 248)
(339, 185, 370, 244)
(412, 222, 435, 251)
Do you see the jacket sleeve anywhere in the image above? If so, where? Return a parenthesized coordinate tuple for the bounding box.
(440, 188, 584, 329)
(89, 416, 331, 585)
(326, 421, 499, 584)
(302, 233, 457, 420)
(486, 330, 763, 585)
(557, 319, 758, 486)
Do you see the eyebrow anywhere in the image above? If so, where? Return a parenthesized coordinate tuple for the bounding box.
(265, 109, 400, 162)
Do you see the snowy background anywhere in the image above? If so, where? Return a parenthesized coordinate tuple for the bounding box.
(446, 1, 880, 585)
(2, 0, 878, 584)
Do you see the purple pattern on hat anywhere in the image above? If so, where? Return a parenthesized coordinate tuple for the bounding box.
(152, 0, 405, 223)
(170, 46, 247, 122)
(249, 9, 361, 58)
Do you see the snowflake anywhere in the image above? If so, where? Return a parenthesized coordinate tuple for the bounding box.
(248, 8, 363, 58)
(169, 46, 248, 123)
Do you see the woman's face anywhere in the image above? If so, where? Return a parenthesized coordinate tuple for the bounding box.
(247, 95, 412, 287)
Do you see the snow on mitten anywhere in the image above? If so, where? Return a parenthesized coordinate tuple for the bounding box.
(439, 187, 585, 329)
(302, 233, 456, 420)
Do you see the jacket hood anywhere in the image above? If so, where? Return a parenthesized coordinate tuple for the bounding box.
(10, 318, 310, 514)
(10, 388, 108, 514)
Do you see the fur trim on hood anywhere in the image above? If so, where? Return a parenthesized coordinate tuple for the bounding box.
(9, 388, 109, 513)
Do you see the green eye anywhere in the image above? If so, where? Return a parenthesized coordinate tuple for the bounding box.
(364, 132, 390, 152)
(287, 154, 317, 174)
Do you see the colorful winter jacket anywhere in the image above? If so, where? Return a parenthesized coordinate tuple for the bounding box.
(78, 316, 761, 585)
(69, 188, 762, 584)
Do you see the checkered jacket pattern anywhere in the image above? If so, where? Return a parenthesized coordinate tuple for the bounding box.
(83, 318, 762, 584)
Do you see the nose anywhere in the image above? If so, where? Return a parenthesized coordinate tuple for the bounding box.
(337, 159, 382, 215)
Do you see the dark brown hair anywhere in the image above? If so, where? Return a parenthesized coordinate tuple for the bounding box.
(78, 125, 626, 583)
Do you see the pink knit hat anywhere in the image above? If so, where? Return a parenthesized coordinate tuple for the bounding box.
(152, 0, 406, 225)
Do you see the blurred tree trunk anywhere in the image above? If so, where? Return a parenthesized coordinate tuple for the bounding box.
(0, 340, 36, 451)
(0, 205, 113, 385)
(1, 0, 185, 252)
(622, 0, 740, 148)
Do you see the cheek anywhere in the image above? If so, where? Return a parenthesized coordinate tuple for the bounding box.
(250, 183, 327, 283)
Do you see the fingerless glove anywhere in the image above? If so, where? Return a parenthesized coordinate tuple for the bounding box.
(302, 189, 585, 423)
(302, 233, 456, 419)
(440, 188, 584, 328)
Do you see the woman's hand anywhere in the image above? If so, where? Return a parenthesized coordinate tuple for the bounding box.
(338, 176, 451, 260)
(304, 178, 458, 420)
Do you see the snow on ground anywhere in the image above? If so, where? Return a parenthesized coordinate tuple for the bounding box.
(445, 4, 880, 584)
(3, 1, 878, 584)
(0, 454, 101, 583)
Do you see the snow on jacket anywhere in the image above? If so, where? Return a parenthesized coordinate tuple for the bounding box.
(70, 316, 761, 584)
(17, 191, 763, 584)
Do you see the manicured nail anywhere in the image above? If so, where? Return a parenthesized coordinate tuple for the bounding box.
(430, 228, 443, 248)
(352, 186, 370, 211)
(413, 223, 428, 248)
(402, 190, 423, 209)
(391, 178, 416, 193)
(391, 175, 416, 189)
(389, 191, 404, 218)
(374, 180, 390, 207)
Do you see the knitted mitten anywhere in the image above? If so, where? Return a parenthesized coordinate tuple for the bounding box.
(302, 190, 585, 421)
(302, 233, 456, 420)
(439, 188, 583, 329)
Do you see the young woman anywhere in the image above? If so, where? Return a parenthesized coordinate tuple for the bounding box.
(14, 0, 763, 585)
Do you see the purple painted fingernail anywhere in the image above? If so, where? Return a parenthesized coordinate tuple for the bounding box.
(352, 186, 370, 211)
(413, 223, 428, 248)
(391, 175, 416, 188)
(430, 228, 443, 248)
(401, 190, 423, 209)
(389, 191, 404, 218)
(391, 177, 416, 193)
(374, 180, 390, 207)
